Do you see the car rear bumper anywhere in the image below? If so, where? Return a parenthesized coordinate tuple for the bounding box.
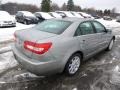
(0, 22, 16, 27)
(12, 45, 62, 76)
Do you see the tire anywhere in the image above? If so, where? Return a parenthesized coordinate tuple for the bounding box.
(107, 39, 114, 51)
(24, 20, 28, 25)
(16, 19, 18, 22)
(64, 53, 81, 76)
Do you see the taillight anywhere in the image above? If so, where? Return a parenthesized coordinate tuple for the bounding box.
(24, 41, 52, 54)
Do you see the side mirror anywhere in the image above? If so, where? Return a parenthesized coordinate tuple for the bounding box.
(106, 29, 112, 33)
(22, 15, 25, 18)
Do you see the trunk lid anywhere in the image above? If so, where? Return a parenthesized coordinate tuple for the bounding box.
(15, 28, 56, 58)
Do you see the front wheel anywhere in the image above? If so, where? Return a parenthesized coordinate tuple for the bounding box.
(24, 20, 28, 25)
(64, 53, 81, 76)
(107, 39, 114, 51)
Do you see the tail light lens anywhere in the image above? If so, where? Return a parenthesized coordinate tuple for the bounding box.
(24, 41, 52, 54)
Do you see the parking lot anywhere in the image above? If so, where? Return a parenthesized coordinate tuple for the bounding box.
(0, 10, 120, 90)
(0, 26, 119, 90)
(0, 0, 120, 89)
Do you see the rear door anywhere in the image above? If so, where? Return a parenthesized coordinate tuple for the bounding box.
(17, 12, 23, 22)
(74, 21, 100, 57)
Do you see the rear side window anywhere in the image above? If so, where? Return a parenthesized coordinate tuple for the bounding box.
(92, 21, 106, 33)
(35, 13, 39, 16)
(80, 22, 95, 35)
(16, 12, 22, 16)
(35, 20, 72, 34)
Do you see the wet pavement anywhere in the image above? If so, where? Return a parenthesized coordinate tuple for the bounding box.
(0, 29, 120, 90)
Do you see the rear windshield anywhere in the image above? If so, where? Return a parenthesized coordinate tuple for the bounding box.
(35, 20, 72, 34)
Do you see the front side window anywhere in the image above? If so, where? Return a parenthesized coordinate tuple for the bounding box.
(92, 21, 106, 33)
(35, 20, 72, 34)
(80, 22, 95, 35)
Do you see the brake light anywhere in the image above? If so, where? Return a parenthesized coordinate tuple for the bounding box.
(24, 41, 52, 54)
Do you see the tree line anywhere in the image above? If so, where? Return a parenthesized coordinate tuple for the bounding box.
(0, 3, 39, 14)
(0, 0, 118, 17)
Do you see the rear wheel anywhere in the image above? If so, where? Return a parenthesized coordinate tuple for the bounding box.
(65, 53, 81, 76)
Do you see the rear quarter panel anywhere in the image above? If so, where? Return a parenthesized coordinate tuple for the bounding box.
(41, 36, 82, 72)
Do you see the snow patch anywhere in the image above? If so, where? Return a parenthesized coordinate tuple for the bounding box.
(0, 52, 18, 73)
(96, 19, 120, 29)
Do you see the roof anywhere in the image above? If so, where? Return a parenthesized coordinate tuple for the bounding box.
(35, 12, 47, 14)
(53, 17, 94, 22)
(18, 11, 31, 13)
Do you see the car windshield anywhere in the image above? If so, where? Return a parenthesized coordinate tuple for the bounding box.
(35, 20, 72, 34)
(64, 12, 75, 17)
(40, 12, 53, 19)
(23, 11, 35, 17)
(79, 12, 91, 17)
(50, 12, 61, 18)
(71, 12, 83, 18)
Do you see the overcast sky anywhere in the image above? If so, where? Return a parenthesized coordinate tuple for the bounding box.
(2, 0, 120, 12)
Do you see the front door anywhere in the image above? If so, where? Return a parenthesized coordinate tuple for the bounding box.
(75, 21, 100, 57)
(92, 21, 110, 50)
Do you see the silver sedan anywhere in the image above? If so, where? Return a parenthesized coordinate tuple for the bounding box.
(12, 18, 115, 76)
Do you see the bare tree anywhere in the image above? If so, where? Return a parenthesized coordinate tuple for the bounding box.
(1, 3, 40, 14)
(61, 3, 67, 11)
(112, 8, 117, 13)
(74, 5, 81, 11)
(111, 8, 117, 17)
(51, 3, 60, 11)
